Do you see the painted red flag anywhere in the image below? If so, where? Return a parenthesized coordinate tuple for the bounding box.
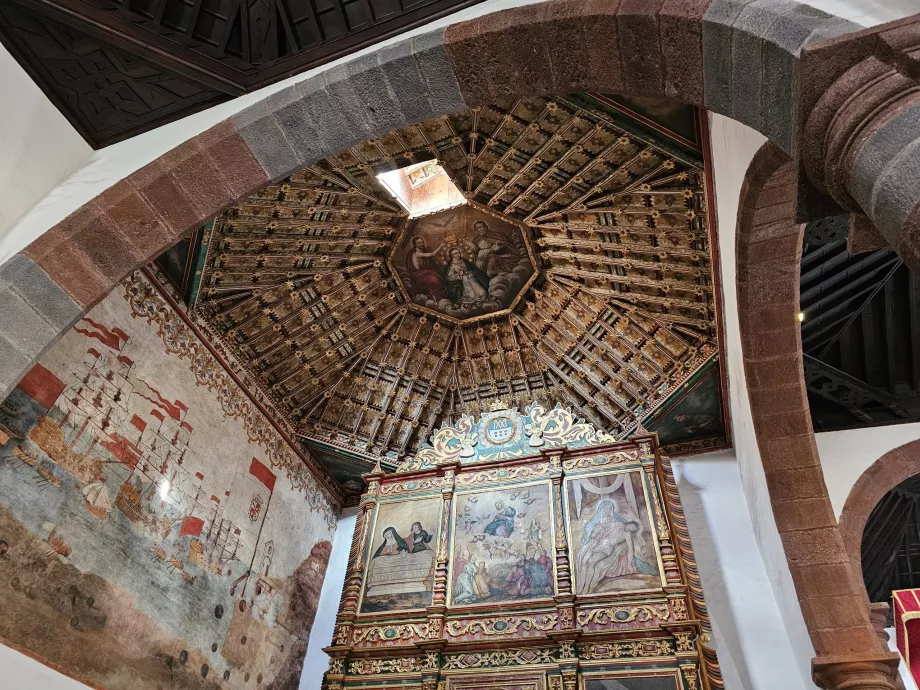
(249, 458, 276, 493)
(194, 472, 204, 481)
(210, 495, 221, 504)
(179, 516, 204, 538)
(150, 409, 165, 422)
(74, 318, 128, 349)
(181, 421, 193, 433)
(87, 348, 101, 359)
(118, 355, 134, 367)
(130, 415, 147, 433)
(16, 364, 65, 409)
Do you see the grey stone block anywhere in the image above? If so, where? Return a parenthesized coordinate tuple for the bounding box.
(378, 38, 436, 126)
(0, 284, 60, 359)
(869, 137, 920, 249)
(237, 112, 303, 182)
(323, 63, 379, 145)
(703, 0, 758, 118)
(298, 75, 372, 157)
(0, 254, 81, 333)
(412, 28, 467, 116)
(850, 102, 920, 215)
(0, 332, 30, 402)
(344, 52, 412, 137)
(268, 83, 326, 169)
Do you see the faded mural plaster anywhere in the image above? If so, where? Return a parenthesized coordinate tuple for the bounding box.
(0, 271, 336, 689)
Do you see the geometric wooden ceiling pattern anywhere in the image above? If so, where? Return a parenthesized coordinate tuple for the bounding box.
(194, 94, 719, 485)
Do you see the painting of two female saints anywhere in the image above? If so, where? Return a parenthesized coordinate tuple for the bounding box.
(393, 206, 535, 320)
(359, 472, 660, 614)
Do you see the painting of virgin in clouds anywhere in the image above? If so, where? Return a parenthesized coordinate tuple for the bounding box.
(359, 496, 441, 613)
(449, 483, 554, 606)
(567, 471, 662, 595)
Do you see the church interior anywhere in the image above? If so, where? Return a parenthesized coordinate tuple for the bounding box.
(0, 0, 920, 689)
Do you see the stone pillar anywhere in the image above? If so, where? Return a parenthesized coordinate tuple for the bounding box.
(800, 20, 920, 272)
(867, 603, 905, 690)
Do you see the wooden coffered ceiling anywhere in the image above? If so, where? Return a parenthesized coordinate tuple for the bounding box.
(160, 93, 726, 497)
(0, 0, 481, 146)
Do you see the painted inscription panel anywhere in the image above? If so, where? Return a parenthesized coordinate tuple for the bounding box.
(566, 470, 662, 596)
(360, 496, 441, 613)
(449, 483, 554, 606)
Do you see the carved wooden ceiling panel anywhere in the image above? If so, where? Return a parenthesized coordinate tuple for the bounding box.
(193, 95, 721, 488)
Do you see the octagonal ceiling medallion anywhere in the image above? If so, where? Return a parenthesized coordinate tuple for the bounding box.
(388, 203, 537, 324)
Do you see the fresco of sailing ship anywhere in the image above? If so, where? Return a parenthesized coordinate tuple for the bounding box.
(0, 327, 252, 581)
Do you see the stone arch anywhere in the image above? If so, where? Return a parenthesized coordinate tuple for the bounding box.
(0, 3, 916, 683)
(0, 0, 871, 400)
(839, 438, 920, 586)
(734, 142, 898, 678)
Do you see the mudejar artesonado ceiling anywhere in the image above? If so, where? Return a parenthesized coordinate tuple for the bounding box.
(153, 93, 729, 500)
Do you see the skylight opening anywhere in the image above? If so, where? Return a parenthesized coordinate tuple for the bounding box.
(377, 161, 466, 218)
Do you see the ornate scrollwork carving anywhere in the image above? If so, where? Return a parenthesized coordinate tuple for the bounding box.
(681, 664, 700, 690)
(455, 463, 550, 486)
(351, 623, 430, 644)
(674, 631, 695, 652)
(525, 402, 617, 448)
(445, 614, 559, 637)
(578, 639, 675, 660)
(379, 476, 442, 495)
(348, 656, 424, 675)
(577, 604, 671, 626)
(443, 648, 556, 669)
(562, 450, 639, 471)
(672, 598, 689, 621)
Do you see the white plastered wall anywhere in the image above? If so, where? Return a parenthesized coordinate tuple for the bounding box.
(0, 43, 90, 242)
(815, 423, 920, 519)
(301, 508, 357, 690)
(0, 644, 90, 689)
(708, 111, 817, 688)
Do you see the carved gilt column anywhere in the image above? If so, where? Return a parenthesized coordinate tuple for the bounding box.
(426, 461, 458, 643)
(546, 448, 575, 630)
(330, 461, 382, 654)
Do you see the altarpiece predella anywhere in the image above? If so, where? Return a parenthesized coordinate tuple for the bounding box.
(324, 402, 722, 690)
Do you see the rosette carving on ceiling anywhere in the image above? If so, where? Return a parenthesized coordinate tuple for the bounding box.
(196, 95, 718, 465)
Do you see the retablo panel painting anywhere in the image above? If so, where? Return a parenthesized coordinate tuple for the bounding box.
(567, 470, 662, 596)
(389, 204, 536, 321)
(449, 483, 554, 606)
(360, 495, 441, 613)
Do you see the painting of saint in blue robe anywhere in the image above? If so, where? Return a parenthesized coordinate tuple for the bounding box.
(450, 484, 553, 605)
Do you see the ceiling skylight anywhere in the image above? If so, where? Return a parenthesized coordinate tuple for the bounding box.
(377, 161, 466, 218)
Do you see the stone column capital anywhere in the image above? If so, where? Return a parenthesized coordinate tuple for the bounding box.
(812, 652, 902, 690)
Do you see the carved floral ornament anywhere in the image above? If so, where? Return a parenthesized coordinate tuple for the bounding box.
(397, 402, 620, 470)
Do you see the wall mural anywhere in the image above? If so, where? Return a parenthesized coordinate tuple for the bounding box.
(389, 203, 536, 321)
(449, 484, 554, 605)
(566, 471, 662, 596)
(328, 405, 723, 690)
(360, 495, 441, 613)
(0, 271, 338, 690)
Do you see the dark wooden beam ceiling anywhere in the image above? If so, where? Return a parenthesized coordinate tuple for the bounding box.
(0, 0, 483, 146)
(801, 217, 920, 431)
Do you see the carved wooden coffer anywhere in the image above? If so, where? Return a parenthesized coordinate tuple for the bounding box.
(324, 403, 722, 690)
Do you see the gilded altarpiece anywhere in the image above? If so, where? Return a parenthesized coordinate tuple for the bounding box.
(324, 403, 722, 690)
